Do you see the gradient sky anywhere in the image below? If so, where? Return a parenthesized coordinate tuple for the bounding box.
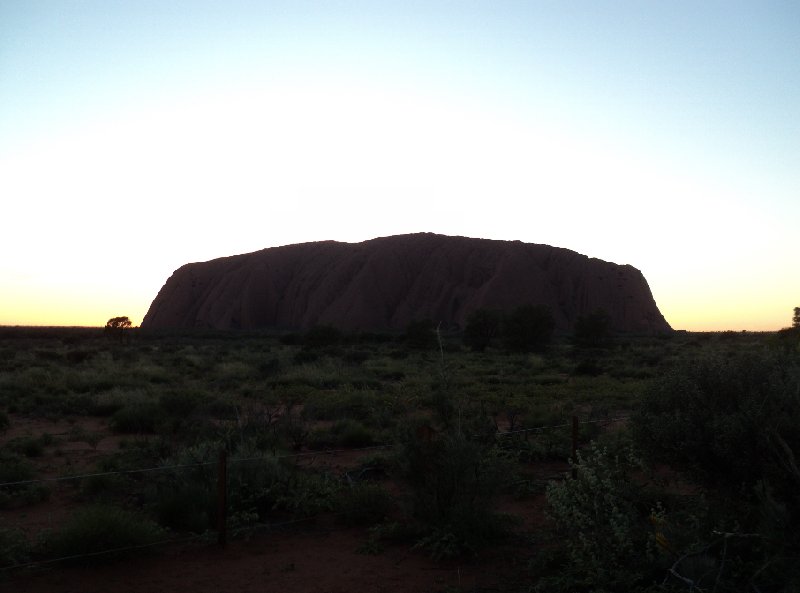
(1, 1, 798, 330)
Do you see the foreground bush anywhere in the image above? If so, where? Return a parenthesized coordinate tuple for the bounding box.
(396, 421, 516, 559)
(632, 351, 800, 504)
(45, 505, 164, 562)
(0, 451, 49, 509)
(544, 444, 661, 591)
(0, 525, 30, 568)
(502, 305, 555, 352)
(337, 482, 393, 526)
(630, 350, 800, 591)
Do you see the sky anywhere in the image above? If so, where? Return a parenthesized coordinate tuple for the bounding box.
(1, 1, 798, 331)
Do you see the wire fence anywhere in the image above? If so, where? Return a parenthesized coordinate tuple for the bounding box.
(0, 417, 630, 490)
(0, 415, 629, 573)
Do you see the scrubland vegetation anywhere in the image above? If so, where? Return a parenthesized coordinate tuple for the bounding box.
(1, 321, 798, 591)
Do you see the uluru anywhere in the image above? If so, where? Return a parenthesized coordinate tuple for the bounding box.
(141, 233, 671, 334)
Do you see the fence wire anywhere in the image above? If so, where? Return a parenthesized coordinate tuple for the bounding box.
(1, 531, 213, 573)
(1, 415, 629, 573)
(0, 418, 628, 489)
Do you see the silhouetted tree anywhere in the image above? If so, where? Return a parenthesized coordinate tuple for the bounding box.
(303, 324, 343, 348)
(405, 319, 437, 350)
(104, 316, 132, 343)
(502, 305, 555, 352)
(463, 308, 502, 351)
(793, 307, 800, 329)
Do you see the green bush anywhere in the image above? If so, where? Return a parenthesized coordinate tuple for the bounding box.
(80, 472, 127, 500)
(463, 308, 502, 352)
(331, 419, 374, 447)
(0, 525, 30, 568)
(159, 390, 199, 417)
(337, 482, 393, 526)
(111, 401, 160, 433)
(303, 325, 343, 349)
(395, 424, 516, 559)
(45, 505, 164, 562)
(148, 443, 219, 531)
(155, 484, 214, 533)
(404, 320, 437, 350)
(630, 350, 800, 590)
(343, 350, 370, 365)
(8, 436, 44, 458)
(544, 444, 661, 591)
(502, 305, 555, 352)
(631, 351, 800, 495)
(0, 451, 49, 509)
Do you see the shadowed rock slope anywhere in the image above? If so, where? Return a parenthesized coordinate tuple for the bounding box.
(142, 233, 671, 334)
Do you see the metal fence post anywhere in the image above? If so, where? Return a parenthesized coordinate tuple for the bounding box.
(571, 415, 579, 479)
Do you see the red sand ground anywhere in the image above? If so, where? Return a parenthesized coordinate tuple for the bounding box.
(8, 519, 539, 593)
(3, 413, 621, 592)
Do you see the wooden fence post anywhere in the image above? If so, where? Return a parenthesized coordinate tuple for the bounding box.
(571, 415, 579, 479)
(217, 449, 228, 546)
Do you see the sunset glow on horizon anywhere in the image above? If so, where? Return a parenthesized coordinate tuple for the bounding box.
(2, 2, 798, 332)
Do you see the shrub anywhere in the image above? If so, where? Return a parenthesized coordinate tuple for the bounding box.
(80, 473, 126, 500)
(630, 350, 800, 591)
(343, 350, 370, 365)
(111, 401, 160, 433)
(573, 309, 612, 347)
(303, 325, 343, 349)
(159, 390, 200, 419)
(8, 436, 44, 458)
(155, 484, 214, 533)
(395, 423, 516, 559)
(331, 419, 374, 447)
(544, 444, 661, 591)
(631, 351, 800, 496)
(65, 349, 95, 364)
(292, 347, 319, 364)
(502, 305, 555, 352)
(0, 525, 30, 568)
(337, 482, 393, 526)
(572, 358, 604, 376)
(404, 320, 437, 350)
(148, 443, 219, 531)
(257, 357, 282, 377)
(154, 442, 340, 530)
(45, 505, 164, 562)
(0, 451, 49, 509)
(463, 308, 502, 352)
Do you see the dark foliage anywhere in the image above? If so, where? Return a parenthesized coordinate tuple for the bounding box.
(303, 325, 344, 348)
(104, 316, 132, 344)
(502, 305, 555, 352)
(573, 309, 612, 347)
(463, 308, 502, 351)
(404, 320, 437, 350)
(631, 350, 800, 590)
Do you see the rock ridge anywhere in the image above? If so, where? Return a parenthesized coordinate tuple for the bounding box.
(141, 233, 672, 334)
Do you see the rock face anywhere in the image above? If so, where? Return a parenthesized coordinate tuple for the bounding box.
(142, 233, 671, 334)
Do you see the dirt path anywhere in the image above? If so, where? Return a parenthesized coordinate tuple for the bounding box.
(7, 521, 533, 593)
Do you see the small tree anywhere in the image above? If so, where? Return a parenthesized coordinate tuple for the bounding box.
(405, 319, 437, 350)
(793, 307, 800, 329)
(463, 308, 502, 352)
(502, 305, 555, 352)
(104, 316, 132, 343)
(303, 324, 343, 349)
